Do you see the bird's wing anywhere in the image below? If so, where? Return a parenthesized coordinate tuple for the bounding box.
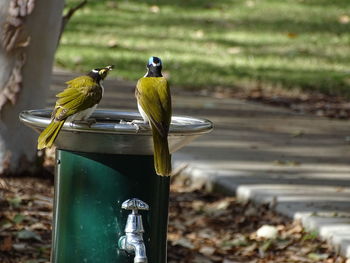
(136, 77, 171, 137)
(157, 79, 172, 131)
(52, 76, 102, 121)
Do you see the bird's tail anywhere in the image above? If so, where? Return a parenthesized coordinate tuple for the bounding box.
(151, 123, 171, 176)
(37, 120, 65, 150)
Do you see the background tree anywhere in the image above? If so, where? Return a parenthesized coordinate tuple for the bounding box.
(0, 0, 64, 174)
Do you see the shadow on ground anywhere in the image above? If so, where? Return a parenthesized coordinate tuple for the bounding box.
(58, 0, 350, 96)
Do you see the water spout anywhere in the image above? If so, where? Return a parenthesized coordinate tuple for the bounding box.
(118, 199, 149, 263)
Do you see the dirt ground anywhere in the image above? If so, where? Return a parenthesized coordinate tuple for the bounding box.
(0, 175, 346, 263)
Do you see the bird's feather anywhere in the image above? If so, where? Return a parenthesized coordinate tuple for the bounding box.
(37, 120, 65, 150)
(55, 76, 102, 120)
(37, 75, 102, 149)
(136, 77, 172, 176)
(136, 77, 171, 136)
(151, 122, 171, 176)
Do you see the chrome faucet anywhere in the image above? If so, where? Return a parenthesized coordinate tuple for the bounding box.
(118, 198, 149, 263)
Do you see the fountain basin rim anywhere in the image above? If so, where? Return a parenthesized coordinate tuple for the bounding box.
(19, 109, 213, 136)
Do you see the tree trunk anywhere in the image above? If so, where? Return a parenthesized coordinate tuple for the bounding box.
(0, 0, 64, 174)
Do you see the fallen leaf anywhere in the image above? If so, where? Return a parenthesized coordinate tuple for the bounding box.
(287, 32, 298, 38)
(0, 219, 13, 230)
(246, 0, 255, 7)
(8, 196, 22, 208)
(29, 222, 47, 231)
(149, 5, 160, 13)
(12, 243, 27, 251)
(256, 225, 278, 239)
(244, 206, 258, 216)
(223, 259, 240, 263)
(0, 236, 13, 251)
(173, 238, 195, 249)
(308, 253, 329, 260)
(213, 199, 231, 210)
(107, 39, 118, 48)
(194, 30, 204, 38)
(193, 255, 213, 263)
(17, 229, 42, 242)
(338, 15, 350, 24)
(13, 213, 26, 224)
(287, 223, 303, 235)
(241, 243, 257, 256)
(222, 235, 248, 248)
(0, 178, 8, 189)
(302, 231, 318, 241)
(106, 1, 118, 9)
(191, 200, 205, 211)
(199, 246, 216, 256)
(292, 130, 304, 137)
(227, 47, 241, 54)
(259, 239, 273, 257)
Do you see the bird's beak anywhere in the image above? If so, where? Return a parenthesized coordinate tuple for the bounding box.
(105, 65, 114, 71)
(98, 65, 114, 79)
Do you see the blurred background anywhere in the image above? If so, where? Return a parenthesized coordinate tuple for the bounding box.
(1, 0, 350, 262)
(58, 0, 350, 97)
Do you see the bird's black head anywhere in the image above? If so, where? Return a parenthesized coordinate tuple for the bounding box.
(146, 56, 163, 77)
(88, 65, 114, 81)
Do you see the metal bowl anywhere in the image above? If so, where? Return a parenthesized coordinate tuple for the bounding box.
(19, 109, 213, 155)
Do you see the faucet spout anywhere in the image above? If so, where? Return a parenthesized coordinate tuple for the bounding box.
(129, 234, 147, 263)
(118, 198, 149, 263)
(119, 223, 148, 263)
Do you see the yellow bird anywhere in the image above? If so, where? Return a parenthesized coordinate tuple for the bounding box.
(135, 57, 172, 176)
(37, 66, 113, 150)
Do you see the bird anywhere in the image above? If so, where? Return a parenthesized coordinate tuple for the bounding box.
(135, 56, 172, 176)
(37, 65, 113, 150)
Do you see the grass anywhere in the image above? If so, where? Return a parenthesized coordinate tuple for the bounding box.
(56, 0, 350, 96)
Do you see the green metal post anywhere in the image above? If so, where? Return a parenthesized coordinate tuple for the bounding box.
(20, 109, 212, 263)
(51, 150, 170, 263)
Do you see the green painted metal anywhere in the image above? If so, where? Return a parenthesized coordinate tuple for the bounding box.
(51, 150, 170, 263)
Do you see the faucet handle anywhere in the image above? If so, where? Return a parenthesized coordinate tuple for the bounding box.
(121, 198, 149, 213)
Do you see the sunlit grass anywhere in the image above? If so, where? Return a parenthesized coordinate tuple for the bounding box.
(56, 0, 350, 96)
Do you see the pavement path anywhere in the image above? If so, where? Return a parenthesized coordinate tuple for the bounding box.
(51, 69, 350, 258)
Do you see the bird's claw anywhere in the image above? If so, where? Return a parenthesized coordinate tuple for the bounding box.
(71, 119, 96, 128)
(134, 123, 140, 133)
(125, 120, 148, 133)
